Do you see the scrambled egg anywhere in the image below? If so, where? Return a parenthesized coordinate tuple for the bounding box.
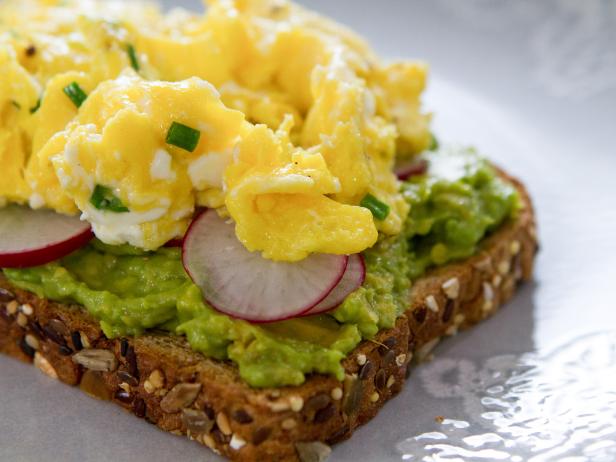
(0, 0, 431, 261)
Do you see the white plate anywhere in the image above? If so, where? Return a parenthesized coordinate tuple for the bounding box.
(2, 1, 615, 461)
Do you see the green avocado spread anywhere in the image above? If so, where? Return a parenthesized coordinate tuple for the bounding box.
(3, 148, 519, 388)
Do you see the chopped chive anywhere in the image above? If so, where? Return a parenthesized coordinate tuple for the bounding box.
(360, 194, 390, 221)
(63, 81, 88, 108)
(429, 133, 439, 151)
(127, 44, 139, 71)
(166, 122, 201, 152)
(90, 185, 129, 213)
(11, 100, 21, 110)
(29, 97, 41, 114)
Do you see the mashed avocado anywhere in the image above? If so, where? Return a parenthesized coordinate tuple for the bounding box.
(3, 148, 518, 388)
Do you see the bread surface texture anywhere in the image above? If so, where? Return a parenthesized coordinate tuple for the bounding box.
(0, 173, 537, 462)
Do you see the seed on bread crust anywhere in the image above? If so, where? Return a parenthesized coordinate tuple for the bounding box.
(216, 412, 232, 436)
(441, 278, 460, 299)
(117, 370, 139, 387)
(0, 287, 15, 302)
(282, 418, 297, 430)
(229, 434, 246, 450)
(80, 370, 111, 400)
(330, 387, 343, 401)
(34, 352, 58, 379)
(160, 383, 202, 413)
(182, 408, 214, 435)
(25, 334, 39, 351)
(20, 303, 34, 316)
(289, 395, 304, 412)
(295, 441, 332, 462)
(16, 312, 27, 327)
(19, 336, 35, 357)
(395, 354, 407, 367)
(355, 353, 367, 366)
(72, 349, 118, 372)
(358, 360, 373, 380)
(7, 300, 19, 315)
(425, 295, 439, 312)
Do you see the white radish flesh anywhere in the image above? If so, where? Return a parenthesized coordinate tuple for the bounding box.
(182, 210, 349, 322)
(0, 205, 93, 268)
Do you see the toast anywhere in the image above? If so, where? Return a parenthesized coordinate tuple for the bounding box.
(0, 170, 537, 462)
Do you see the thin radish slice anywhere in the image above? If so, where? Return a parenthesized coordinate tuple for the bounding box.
(164, 238, 184, 248)
(302, 253, 366, 316)
(395, 158, 428, 181)
(182, 210, 348, 323)
(0, 205, 93, 268)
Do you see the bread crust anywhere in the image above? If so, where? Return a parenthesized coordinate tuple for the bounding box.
(0, 171, 537, 462)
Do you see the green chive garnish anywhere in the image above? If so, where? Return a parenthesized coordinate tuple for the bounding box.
(11, 100, 21, 110)
(429, 133, 439, 151)
(166, 122, 201, 152)
(29, 97, 41, 114)
(90, 185, 129, 213)
(63, 81, 88, 108)
(127, 44, 139, 71)
(360, 194, 390, 221)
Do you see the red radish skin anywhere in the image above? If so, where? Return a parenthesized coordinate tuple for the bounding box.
(302, 254, 366, 316)
(0, 205, 93, 268)
(164, 238, 184, 248)
(182, 209, 349, 323)
(395, 158, 428, 181)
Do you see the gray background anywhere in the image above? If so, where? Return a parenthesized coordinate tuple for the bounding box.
(2, 1, 615, 460)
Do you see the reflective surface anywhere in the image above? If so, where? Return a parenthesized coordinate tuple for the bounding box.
(1, 1, 615, 461)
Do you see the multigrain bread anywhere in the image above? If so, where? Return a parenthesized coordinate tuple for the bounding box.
(0, 171, 537, 462)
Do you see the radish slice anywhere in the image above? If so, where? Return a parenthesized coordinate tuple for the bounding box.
(0, 205, 93, 268)
(182, 210, 348, 323)
(302, 253, 366, 316)
(164, 238, 184, 248)
(395, 158, 428, 180)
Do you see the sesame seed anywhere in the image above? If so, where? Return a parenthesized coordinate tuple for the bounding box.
(216, 412, 232, 435)
(483, 282, 494, 302)
(331, 387, 343, 401)
(16, 312, 27, 327)
(20, 303, 33, 316)
(370, 392, 380, 403)
(492, 274, 502, 287)
(386, 375, 395, 388)
(510, 240, 521, 255)
(7, 300, 18, 315)
(425, 295, 439, 313)
(229, 434, 246, 450)
(25, 334, 39, 351)
(289, 395, 304, 412)
(148, 369, 164, 389)
(441, 278, 460, 299)
(281, 418, 297, 430)
(356, 354, 367, 366)
(395, 354, 407, 367)
(497, 260, 511, 275)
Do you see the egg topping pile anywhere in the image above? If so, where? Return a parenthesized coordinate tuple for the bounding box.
(0, 0, 430, 261)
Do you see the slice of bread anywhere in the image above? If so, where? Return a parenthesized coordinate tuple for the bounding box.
(0, 170, 537, 462)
